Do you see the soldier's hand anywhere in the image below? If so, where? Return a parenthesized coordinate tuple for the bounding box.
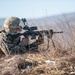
(37, 37, 44, 44)
(22, 37, 29, 45)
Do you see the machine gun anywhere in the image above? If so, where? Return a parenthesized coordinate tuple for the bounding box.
(7, 29, 63, 39)
(7, 18, 63, 50)
(7, 18, 63, 39)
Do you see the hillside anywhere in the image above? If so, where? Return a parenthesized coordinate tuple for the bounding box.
(0, 18, 5, 29)
(28, 12, 75, 27)
(0, 12, 75, 28)
(0, 12, 75, 75)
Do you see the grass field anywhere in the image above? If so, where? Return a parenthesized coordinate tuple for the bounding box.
(0, 16, 75, 75)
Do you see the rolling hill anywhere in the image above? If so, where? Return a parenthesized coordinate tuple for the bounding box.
(0, 12, 75, 75)
(0, 12, 75, 28)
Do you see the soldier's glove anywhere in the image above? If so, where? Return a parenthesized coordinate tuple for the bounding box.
(36, 37, 44, 45)
(22, 37, 29, 45)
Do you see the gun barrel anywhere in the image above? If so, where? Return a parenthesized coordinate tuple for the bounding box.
(38, 30, 63, 35)
(53, 31, 63, 34)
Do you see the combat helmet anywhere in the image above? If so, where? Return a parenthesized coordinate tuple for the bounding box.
(3, 17, 22, 34)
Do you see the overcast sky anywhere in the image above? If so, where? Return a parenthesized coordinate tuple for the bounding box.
(0, 0, 75, 19)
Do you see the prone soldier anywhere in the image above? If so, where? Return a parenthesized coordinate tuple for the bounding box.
(0, 17, 44, 56)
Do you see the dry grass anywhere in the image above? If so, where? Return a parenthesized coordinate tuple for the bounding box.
(0, 16, 75, 75)
(0, 52, 75, 75)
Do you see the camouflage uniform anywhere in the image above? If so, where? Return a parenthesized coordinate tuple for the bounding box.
(0, 17, 27, 56)
(0, 17, 44, 56)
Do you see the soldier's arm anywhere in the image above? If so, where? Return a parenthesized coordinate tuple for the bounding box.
(25, 37, 44, 50)
(0, 33, 10, 56)
(0, 33, 27, 56)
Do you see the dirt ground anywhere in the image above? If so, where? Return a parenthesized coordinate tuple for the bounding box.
(0, 47, 75, 75)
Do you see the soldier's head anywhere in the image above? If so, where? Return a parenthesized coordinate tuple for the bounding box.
(3, 17, 22, 34)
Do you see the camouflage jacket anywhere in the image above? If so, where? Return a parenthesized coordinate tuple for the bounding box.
(0, 32, 27, 56)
